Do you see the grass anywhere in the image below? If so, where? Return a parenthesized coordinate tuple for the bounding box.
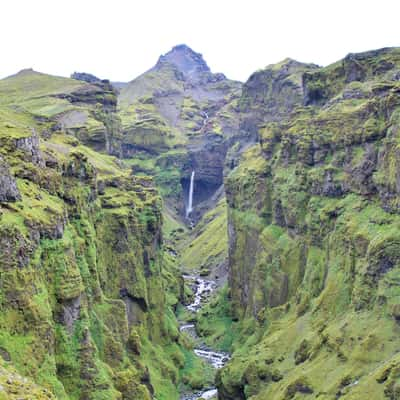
(197, 285, 237, 352)
(180, 198, 228, 272)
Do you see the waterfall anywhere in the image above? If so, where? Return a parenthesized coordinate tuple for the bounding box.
(186, 171, 195, 217)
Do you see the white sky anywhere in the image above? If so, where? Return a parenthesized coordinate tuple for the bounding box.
(1, 0, 399, 82)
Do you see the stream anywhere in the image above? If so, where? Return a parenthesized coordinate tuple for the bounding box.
(179, 275, 230, 400)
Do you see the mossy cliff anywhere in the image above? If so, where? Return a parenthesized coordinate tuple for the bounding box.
(218, 48, 400, 399)
(0, 70, 195, 400)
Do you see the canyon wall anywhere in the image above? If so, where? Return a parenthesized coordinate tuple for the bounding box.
(0, 70, 186, 400)
(218, 48, 400, 400)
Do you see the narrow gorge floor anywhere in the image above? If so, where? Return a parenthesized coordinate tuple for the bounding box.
(162, 195, 231, 398)
(179, 275, 230, 400)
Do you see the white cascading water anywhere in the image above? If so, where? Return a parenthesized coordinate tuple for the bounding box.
(186, 170, 195, 217)
(180, 275, 230, 400)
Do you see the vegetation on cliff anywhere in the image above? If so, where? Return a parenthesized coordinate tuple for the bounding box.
(218, 47, 400, 400)
(0, 69, 208, 400)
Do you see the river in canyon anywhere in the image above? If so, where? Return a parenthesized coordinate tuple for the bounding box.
(179, 275, 230, 400)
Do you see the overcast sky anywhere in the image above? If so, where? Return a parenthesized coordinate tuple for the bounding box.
(1, 0, 399, 82)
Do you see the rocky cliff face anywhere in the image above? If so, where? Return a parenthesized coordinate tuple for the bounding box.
(218, 48, 400, 399)
(0, 70, 188, 400)
(0, 156, 21, 202)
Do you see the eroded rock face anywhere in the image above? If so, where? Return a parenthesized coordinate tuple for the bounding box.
(15, 130, 43, 166)
(55, 77, 121, 156)
(239, 59, 318, 136)
(0, 157, 21, 202)
(188, 134, 227, 185)
(179, 133, 229, 218)
(59, 295, 81, 333)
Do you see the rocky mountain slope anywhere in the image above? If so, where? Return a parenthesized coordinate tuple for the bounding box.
(217, 47, 400, 400)
(118, 45, 242, 219)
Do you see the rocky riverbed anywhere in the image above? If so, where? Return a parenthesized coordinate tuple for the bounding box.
(180, 276, 230, 400)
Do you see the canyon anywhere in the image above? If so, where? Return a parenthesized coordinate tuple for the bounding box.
(0, 45, 400, 400)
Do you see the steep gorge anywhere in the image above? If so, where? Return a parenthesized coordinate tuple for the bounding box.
(1, 45, 400, 400)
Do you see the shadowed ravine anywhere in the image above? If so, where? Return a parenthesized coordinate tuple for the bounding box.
(180, 276, 230, 400)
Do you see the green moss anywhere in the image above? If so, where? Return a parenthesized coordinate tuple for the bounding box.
(0, 68, 197, 400)
(220, 48, 400, 400)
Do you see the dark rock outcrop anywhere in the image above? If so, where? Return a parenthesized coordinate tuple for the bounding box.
(71, 71, 103, 84)
(0, 157, 21, 202)
(154, 44, 211, 81)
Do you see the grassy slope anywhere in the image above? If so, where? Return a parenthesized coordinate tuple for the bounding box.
(180, 198, 228, 274)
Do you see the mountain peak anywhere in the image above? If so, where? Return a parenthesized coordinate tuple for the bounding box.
(15, 68, 40, 76)
(4, 68, 45, 81)
(171, 44, 197, 53)
(154, 44, 210, 77)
